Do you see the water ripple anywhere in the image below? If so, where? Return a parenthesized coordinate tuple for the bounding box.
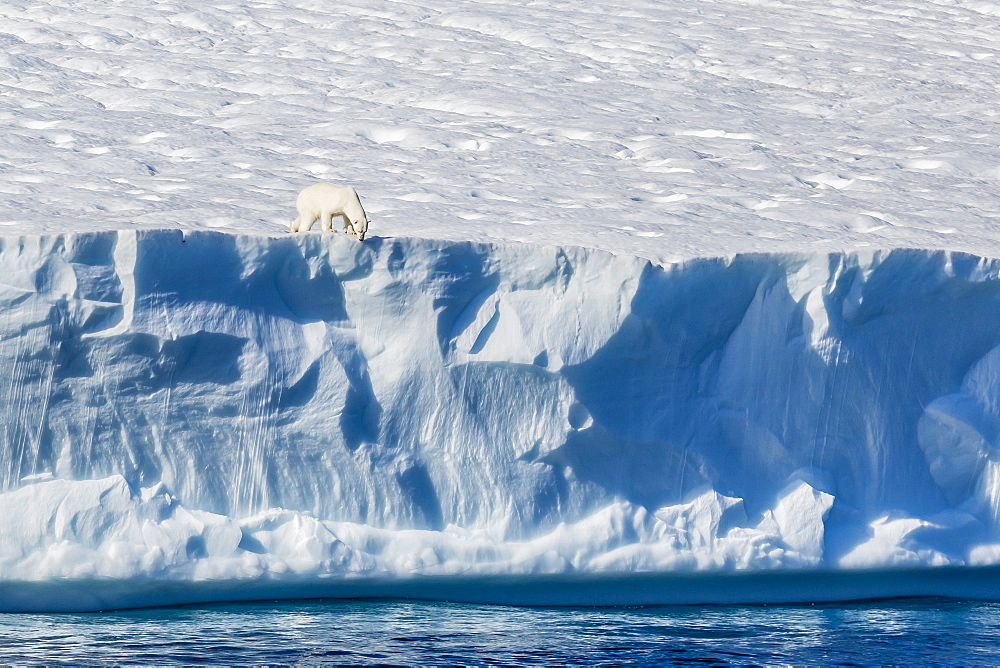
(2, 598, 1000, 665)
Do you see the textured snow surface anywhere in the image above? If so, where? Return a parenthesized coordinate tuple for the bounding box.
(2, 0, 1000, 262)
(4, 0, 1000, 609)
(5, 231, 1000, 609)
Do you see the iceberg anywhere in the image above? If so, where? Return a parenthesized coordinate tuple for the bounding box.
(3, 229, 1000, 610)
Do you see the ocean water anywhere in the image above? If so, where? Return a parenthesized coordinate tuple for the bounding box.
(2, 597, 999, 665)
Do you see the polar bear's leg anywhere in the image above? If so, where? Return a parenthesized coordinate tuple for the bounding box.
(290, 216, 301, 233)
(321, 211, 334, 232)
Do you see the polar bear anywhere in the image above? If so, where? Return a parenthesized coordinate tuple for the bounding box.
(290, 183, 369, 241)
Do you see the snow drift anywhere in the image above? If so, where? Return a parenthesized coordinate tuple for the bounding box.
(3, 230, 1000, 610)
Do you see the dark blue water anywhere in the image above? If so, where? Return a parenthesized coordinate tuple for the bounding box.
(2, 597, 999, 665)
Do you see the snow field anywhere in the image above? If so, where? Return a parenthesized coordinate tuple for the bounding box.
(2, 0, 1000, 261)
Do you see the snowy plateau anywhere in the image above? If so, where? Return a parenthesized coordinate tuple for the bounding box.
(2, 0, 1000, 611)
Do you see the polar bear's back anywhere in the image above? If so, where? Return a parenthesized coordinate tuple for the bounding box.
(296, 182, 356, 212)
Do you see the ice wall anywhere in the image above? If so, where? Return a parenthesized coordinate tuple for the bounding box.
(4, 230, 1000, 609)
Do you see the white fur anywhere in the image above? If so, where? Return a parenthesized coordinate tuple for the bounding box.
(290, 183, 369, 240)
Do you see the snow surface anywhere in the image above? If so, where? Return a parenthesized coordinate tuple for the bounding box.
(2, 0, 1000, 262)
(3, 0, 1000, 610)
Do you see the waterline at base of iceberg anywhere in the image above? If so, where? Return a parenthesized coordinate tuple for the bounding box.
(5, 566, 1000, 612)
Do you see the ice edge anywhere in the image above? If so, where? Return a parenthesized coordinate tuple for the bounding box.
(4, 229, 1000, 609)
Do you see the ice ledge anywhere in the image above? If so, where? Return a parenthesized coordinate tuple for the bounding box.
(3, 474, 1000, 611)
(4, 230, 1000, 608)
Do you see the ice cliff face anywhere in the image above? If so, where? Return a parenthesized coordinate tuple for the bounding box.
(4, 230, 1000, 608)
